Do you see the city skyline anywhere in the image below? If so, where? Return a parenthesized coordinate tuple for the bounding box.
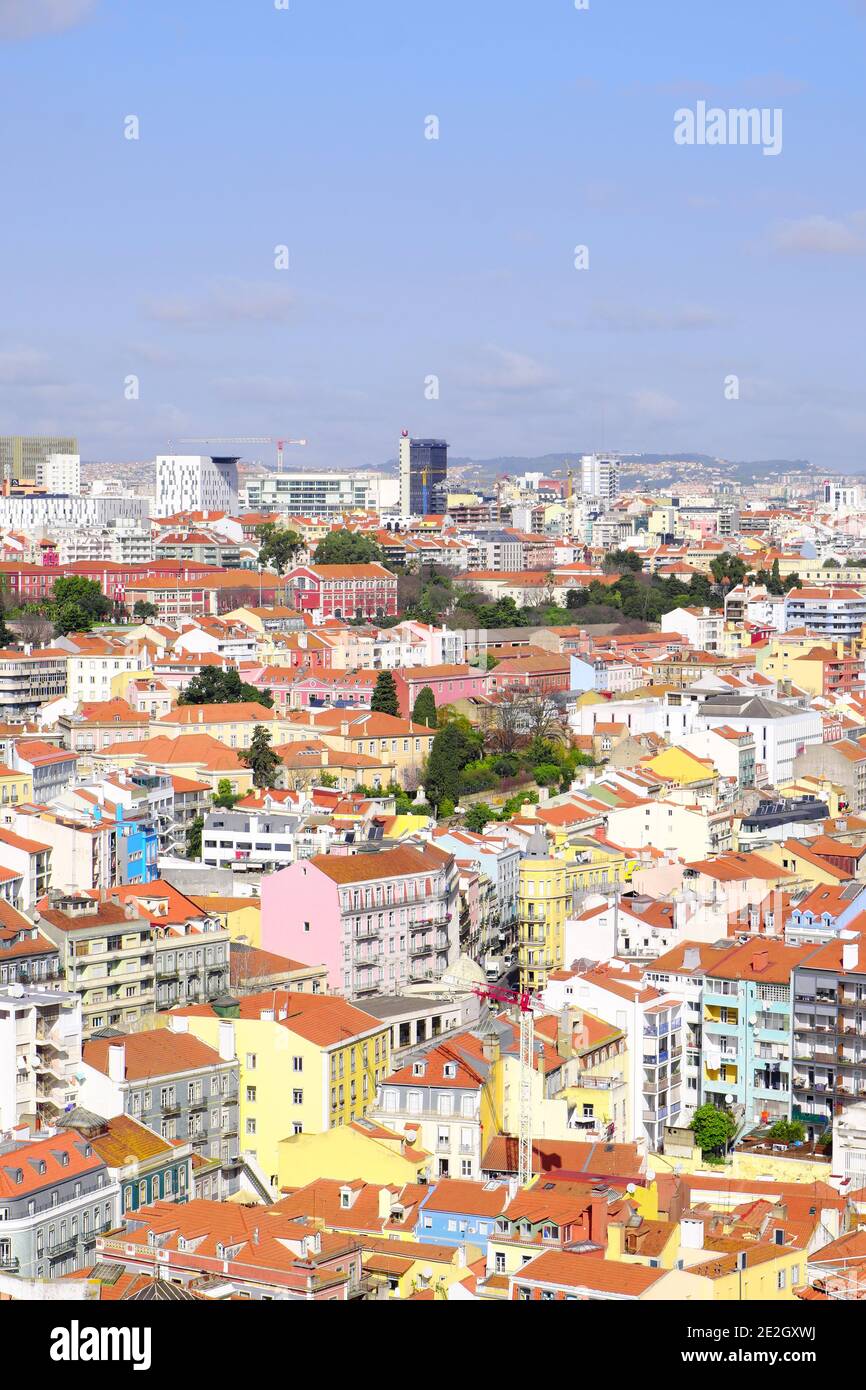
(1, 0, 866, 470)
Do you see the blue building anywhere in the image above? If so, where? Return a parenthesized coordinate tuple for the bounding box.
(701, 939, 809, 1128)
(415, 1177, 510, 1253)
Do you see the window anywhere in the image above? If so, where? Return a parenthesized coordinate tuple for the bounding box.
(293, 1056, 303, 1072)
(246, 1053, 257, 1070)
(777, 1270, 786, 1290)
(293, 1089, 303, 1105)
(246, 1086, 256, 1103)
(246, 1119, 256, 1136)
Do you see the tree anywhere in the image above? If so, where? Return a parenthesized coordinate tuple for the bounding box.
(370, 670, 400, 717)
(425, 721, 478, 810)
(690, 1103, 738, 1156)
(464, 803, 495, 832)
(11, 609, 51, 648)
(768, 1119, 806, 1144)
(213, 778, 240, 809)
(178, 667, 273, 708)
(185, 815, 203, 859)
(54, 601, 96, 636)
(52, 576, 113, 625)
(256, 523, 303, 575)
(313, 530, 386, 566)
(521, 691, 567, 745)
(412, 686, 438, 728)
(242, 725, 282, 789)
(133, 600, 159, 623)
(319, 771, 338, 788)
(489, 690, 525, 755)
(603, 548, 643, 574)
(438, 796, 455, 818)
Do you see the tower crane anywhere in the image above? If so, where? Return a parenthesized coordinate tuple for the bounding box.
(166, 436, 308, 471)
(470, 981, 614, 1190)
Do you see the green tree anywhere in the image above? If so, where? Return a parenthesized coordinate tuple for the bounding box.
(185, 815, 203, 859)
(52, 576, 113, 624)
(412, 686, 438, 728)
(370, 670, 400, 717)
(319, 771, 338, 788)
(213, 778, 240, 809)
(464, 803, 495, 832)
(133, 600, 159, 623)
(690, 1103, 738, 1156)
(438, 796, 455, 818)
(823, 557, 840, 569)
(242, 725, 282, 789)
(313, 530, 386, 565)
(178, 667, 273, 708)
(256, 523, 303, 575)
(53, 601, 95, 636)
(425, 721, 478, 810)
(603, 548, 643, 574)
(768, 1119, 806, 1144)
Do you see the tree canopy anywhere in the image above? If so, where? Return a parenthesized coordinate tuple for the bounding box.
(370, 670, 400, 717)
(690, 1103, 737, 1155)
(256, 523, 303, 575)
(178, 667, 273, 708)
(312, 530, 386, 566)
(412, 686, 438, 728)
(242, 725, 282, 789)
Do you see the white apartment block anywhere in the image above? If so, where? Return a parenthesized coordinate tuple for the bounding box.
(155, 455, 239, 516)
(0, 984, 82, 1131)
(36, 453, 81, 494)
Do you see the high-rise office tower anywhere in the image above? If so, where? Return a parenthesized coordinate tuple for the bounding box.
(399, 431, 448, 516)
(0, 435, 78, 485)
(155, 454, 239, 516)
(580, 452, 621, 506)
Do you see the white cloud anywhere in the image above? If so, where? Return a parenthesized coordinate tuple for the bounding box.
(589, 301, 722, 331)
(631, 389, 684, 423)
(472, 347, 559, 394)
(145, 280, 299, 328)
(770, 214, 866, 255)
(0, 0, 97, 40)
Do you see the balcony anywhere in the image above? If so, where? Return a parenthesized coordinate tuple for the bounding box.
(47, 1237, 78, 1259)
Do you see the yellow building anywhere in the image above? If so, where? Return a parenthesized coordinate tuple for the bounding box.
(518, 831, 629, 991)
(188, 894, 262, 947)
(277, 1118, 432, 1190)
(152, 701, 294, 748)
(641, 744, 718, 793)
(0, 765, 33, 807)
(170, 990, 391, 1190)
(685, 1243, 805, 1300)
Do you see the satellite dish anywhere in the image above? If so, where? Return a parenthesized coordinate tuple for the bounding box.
(626, 1182, 636, 1194)
(646, 1168, 656, 1182)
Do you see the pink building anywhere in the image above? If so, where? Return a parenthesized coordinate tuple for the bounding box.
(261, 843, 460, 998)
(393, 664, 489, 717)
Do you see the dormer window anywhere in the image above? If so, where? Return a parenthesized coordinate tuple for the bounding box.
(412, 1062, 426, 1077)
(443, 1063, 457, 1078)
(542, 1224, 559, 1241)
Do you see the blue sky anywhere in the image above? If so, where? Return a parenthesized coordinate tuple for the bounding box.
(1, 0, 865, 470)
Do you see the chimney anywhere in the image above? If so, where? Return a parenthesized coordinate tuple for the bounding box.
(107, 1043, 125, 1084)
(679, 1216, 705, 1249)
(168, 1014, 189, 1033)
(218, 1019, 236, 1061)
(751, 949, 769, 974)
(589, 1194, 608, 1245)
(843, 940, 859, 972)
(683, 946, 701, 971)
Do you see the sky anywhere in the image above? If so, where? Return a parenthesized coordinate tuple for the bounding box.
(1, 0, 865, 471)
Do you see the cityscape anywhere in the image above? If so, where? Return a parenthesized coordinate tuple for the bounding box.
(1, 0, 863, 1358)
